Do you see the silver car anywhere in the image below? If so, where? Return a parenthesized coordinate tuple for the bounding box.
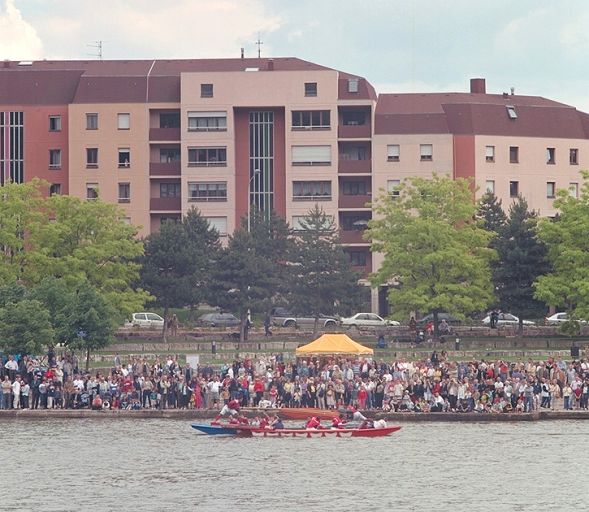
(132, 312, 165, 328)
(482, 313, 535, 326)
(340, 313, 400, 328)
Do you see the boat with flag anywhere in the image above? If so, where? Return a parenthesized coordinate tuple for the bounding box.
(191, 423, 401, 438)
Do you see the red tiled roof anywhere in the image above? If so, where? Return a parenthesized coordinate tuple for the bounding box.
(0, 57, 335, 104)
(375, 92, 589, 139)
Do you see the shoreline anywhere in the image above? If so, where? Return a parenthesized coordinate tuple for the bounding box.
(1, 409, 588, 422)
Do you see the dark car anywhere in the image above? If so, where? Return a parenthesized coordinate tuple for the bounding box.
(198, 313, 240, 328)
(416, 313, 462, 327)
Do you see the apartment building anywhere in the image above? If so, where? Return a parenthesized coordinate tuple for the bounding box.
(2, 60, 589, 314)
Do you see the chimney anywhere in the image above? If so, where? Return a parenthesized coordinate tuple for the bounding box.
(240, 47, 244, 59)
(267, 59, 274, 71)
(510, 87, 515, 95)
(470, 78, 486, 94)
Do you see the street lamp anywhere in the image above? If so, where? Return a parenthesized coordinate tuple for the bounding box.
(247, 168, 261, 232)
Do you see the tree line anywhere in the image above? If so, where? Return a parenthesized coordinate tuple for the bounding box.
(368, 173, 589, 336)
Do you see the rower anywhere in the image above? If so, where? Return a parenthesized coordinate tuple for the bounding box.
(213, 398, 241, 423)
(306, 416, 321, 429)
(331, 416, 345, 429)
(270, 415, 284, 430)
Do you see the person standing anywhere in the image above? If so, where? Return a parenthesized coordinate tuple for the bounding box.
(4, 356, 18, 382)
(11, 376, 21, 409)
(20, 379, 30, 409)
(1, 376, 12, 409)
(264, 315, 272, 337)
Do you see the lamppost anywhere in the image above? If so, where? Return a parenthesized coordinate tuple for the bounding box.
(247, 168, 261, 232)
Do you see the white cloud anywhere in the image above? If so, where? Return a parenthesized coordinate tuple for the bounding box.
(0, 0, 43, 59)
(25, 0, 282, 60)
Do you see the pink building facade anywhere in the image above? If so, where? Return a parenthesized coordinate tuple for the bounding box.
(2, 61, 589, 314)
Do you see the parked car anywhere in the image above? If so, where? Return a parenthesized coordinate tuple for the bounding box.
(482, 313, 535, 326)
(131, 312, 165, 329)
(270, 308, 338, 329)
(198, 313, 240, 328)
(416, 313, 462, 327)
(545, 312, 586, 325)
(340, 313, 400, 328)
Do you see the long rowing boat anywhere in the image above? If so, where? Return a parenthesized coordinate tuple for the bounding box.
(191, 423, 401, 438)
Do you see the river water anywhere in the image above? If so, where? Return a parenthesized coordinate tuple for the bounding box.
(1, 418, 587, 511)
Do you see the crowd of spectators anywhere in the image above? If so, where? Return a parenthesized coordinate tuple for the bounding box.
(1, 350, 588, 413)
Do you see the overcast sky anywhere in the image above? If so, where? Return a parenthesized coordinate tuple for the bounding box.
(3, 0, 589, 110)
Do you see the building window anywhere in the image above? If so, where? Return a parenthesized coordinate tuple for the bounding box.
(187, 111, 227, 131)
(546, 147, 556, 165)
(49, 184, 61, 196)
(86, 183, 99, 200)
(509, 181, 519, 198)
(341, 214, 369, 231)
(506, 105, 518, 119)
(160, 112, 180, 128)
(570, 148, 579, 165)
(486, 180, 495, 194)
(420, 144, 433, 161)
(570, 182, 579, 198)
(160, 216, 181, 225)
(546, 182, 556, 198)
(188, 182, 227, 202)
(347, 78, 359, 93)
(340, 145, 368, 161)
(49, 115, 61, 132)
(86, 148, 98, 168)
(387, 180, 401, 197)
(292, 145, 331, 166)
(160, 148, 181, 162)
(304, 82, 317, 97)
(509, 146, 519, 163)
(291, 110, 330, 130)
(118, 183, 130, 203)
(348, 251, 367, 266)
(49, 149, 61, 169)
(485, 145, 495, 163)
(118, 148, 130, 168)
(160, 182, 181, 198)
(387, 145, 400, 162)
(341, 111, 366, 126)
(205, 216, 227, 236)
(292, 181, 332, 200)
(187, 147, 227, 166)
(200, 84, 214, 98)
(342, 181, 368, 196)
(86, 113, 98, 130)
(117, 113, 130, 130)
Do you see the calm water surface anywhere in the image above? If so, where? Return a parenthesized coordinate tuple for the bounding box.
(1, 418, 587, 511)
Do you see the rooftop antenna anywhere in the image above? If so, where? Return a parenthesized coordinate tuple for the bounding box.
(255, 33, 263, 58)
(87, 41, 105, 60)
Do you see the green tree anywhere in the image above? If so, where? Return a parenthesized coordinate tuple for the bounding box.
(0, 299, 54, 354)
(288, 205, 362, 332)
(25, 194, 149, 320)
(367, 174, 495, 336)
(140, 208, 221, 338)
(535, 172, 589, 319)
(58, 285, 117, 371)
(209, 229, 276, 343)
(477, 191, 507, 234)
(0, 179, 46, 284)
(494, 196, 549, 332)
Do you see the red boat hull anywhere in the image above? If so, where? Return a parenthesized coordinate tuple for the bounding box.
(235, 425, 401, 438)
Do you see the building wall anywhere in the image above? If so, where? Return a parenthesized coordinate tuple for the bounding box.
(68, 103, 151, 235)
(473, 135, 589, 216)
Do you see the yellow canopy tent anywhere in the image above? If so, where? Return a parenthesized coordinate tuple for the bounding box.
(295, 333, 374, 356)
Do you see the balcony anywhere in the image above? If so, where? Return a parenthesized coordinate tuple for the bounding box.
(340, 230, 369, 244)
(149, 127, 181, 141)
(149, 161, 181, 176)
(150, 197, 181, 211)
(338, 124, 371, 139)
(339, 194, 371, 209)
(338, 158, 371, 174)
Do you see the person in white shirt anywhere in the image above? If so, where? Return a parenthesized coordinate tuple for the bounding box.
(11, 377, 21, 409)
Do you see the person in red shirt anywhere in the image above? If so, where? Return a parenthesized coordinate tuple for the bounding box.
(214, 398, 241, 422)
(331, 416, 345, 429)
(306, 416, 321, 429)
